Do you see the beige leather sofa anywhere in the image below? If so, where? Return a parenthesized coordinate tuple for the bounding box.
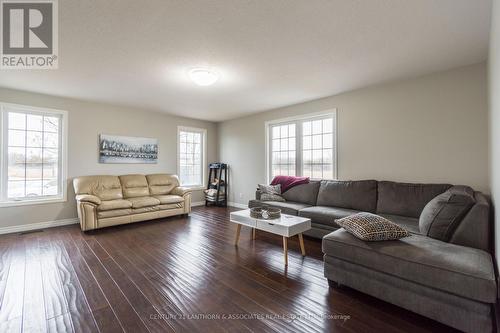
(73, 174, 191, 231)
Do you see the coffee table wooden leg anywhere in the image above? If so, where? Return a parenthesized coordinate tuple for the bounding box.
(235, 224, 242, 245)
(283, 236, 288, 266)
(252, 228, 256, 240)
(298, 233, 306, 256)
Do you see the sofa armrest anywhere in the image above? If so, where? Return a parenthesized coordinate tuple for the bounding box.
(171, 187, 192, 197)
(171, 187, 192, 214)
(76, 194, 101, 205)
(76, 201, 98, 231)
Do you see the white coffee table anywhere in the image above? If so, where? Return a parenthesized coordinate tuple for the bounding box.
(230, 209, 311, 266)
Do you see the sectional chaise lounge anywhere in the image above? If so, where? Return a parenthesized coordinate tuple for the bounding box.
(249, 180, 497, 333)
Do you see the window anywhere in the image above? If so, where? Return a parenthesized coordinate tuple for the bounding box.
(270, 123, 296, 177)
(0, 103, 67, 206)
(301, 117, 335, 179)
(178, 126, 206, 188)
(267, 111, 336, 182)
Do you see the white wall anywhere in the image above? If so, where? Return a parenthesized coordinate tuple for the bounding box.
(489, 0, 500, 267)
(0, 88, 217, 229)
(0, 61, 490, 232)
(219, 63, 489, 206)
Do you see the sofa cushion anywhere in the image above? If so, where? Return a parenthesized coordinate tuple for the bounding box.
(159, 203, 183, 210)
(98, 209, 132, 219)
(322, 229, 496, 303)
(379, 214, 420, 234)
(248, 199, 310, 215)
(304, 223, 340, 238)
(449, 192, 490, 251)
(323, 256, 494, 333)
(153, 195, 184, 205)
(126, 196, 161, 208)
(317, 180, 377, 212)
(98, 199, 132, 211)
(376, 181, 451, 218)
(335, 213, 410, 241)
(298, 206, 359, 227)
(146, 174, 180, 195)
(419, 186, 475, 242)
(281, 181, 321, 205)
(119, 174, 150, 198)
(73, 175, 123, 200)
(132, 206, 160, 214)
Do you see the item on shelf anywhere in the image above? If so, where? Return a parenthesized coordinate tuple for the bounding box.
(205, 188, 226, 202)
(208, 178, 225, 188)
(205, 163, 228, 207)
(249, 207, 281, 220)
(204, 188, 225, 196)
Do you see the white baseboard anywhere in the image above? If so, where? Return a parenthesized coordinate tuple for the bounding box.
(0, 218, 79, 235)
(228, 202, 248, 209)
(0, 202, 248, 235)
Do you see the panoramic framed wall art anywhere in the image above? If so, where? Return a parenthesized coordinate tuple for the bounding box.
(99, 134, 158, 164)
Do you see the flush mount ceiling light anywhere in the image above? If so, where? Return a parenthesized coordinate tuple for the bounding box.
(188, 68, 219, 86)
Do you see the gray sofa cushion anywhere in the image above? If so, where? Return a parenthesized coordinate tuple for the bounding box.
(377, 181, 451, 218)
(303, 223, 339, 238)
(449, 192, 490, 251)
(324, 256, 494, 333)
(248, 199, 311, 216)
(316, 180, 377, 212)
(380, 214, 420, 234)
(258, 184, 285, 202)
(281, 181, 321, 205)
(298, 206, 360, 227)
(419, 186, 475, 242)
(322, 229, 497, 303)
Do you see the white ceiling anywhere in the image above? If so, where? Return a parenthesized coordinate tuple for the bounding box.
(0, 0, 492, 121)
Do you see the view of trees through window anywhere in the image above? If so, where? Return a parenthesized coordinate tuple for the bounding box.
(6, 112, 61, 199)
(179, 129, 204, 187)
(269, 113, 336, 180)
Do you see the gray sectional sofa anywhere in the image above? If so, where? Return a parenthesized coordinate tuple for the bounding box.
(249, 180, 497, 333)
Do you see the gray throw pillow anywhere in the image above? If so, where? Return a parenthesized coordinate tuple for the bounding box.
(258, 184, 285, 202)
(419, 186, 475, 241)
(336, 212, 410, 241)
(260, 193, 286, 202)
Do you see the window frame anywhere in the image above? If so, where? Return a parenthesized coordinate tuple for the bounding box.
(265, 110, 337, 183)
(0, 102, 68, 207)
(177, 126, 207, 190)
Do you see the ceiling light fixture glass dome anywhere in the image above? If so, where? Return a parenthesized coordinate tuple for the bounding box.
(189, 68, 219, 86)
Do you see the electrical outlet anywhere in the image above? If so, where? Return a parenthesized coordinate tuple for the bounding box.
(239, 193, 243, 199)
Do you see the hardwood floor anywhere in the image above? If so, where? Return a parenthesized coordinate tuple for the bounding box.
(0, 206, 459, 333)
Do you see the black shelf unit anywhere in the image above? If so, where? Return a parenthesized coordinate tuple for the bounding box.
(205, 163, 228, 207)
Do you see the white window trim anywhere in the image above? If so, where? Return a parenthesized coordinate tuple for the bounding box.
(0, 102, 68, 208)
(177, 126, 207, 190)
(265, 109, 338, 184)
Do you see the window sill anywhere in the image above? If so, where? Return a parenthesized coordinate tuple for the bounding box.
(182, 185, 205, 191)
(0, 197, 67, 208)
